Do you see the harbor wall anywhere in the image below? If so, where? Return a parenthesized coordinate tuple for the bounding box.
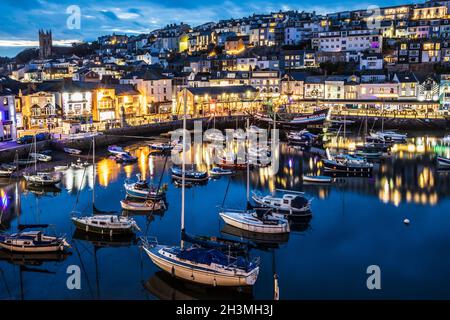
(336, 116, 450, 131)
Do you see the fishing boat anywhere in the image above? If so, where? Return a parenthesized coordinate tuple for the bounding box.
(209, 167, 234, 177)
(108, 145, 128, 155)
(64, 148, 82, 155)
(30, 153, 52, 162)
(0, 225, 70, 253)
(371, 131, 407, 143)
(142, 98, 260, 288)
(437, 156, 450, 169)
(24, 172, 61, 186)
(120, 199, 166, 212)
(219, 210, 290, 234)
(302, 175, 333, 184)
(124, 177, 167, 200)
(217, 153, 248, 170)
(287, 130, 318, 147)
(323, 154, 373, 174)
(253, 108, 330, 129)
(0, 164, 16, 177)
(71, 215, 140, 236)
(251, 192, 312, 218)
(171, 166, 209, 182)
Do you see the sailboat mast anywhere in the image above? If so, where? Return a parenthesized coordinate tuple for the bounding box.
(181, 88, 187, 247)
(34, 135, 37, 172)
(92, 136, 96, 209)
(246, 118, 250, 203)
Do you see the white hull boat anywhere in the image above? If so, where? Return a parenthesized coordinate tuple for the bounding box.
(71, 215, 140, 236)
(120, 199, 166, 212)
(0, 231, 70, 253)
(30, 153, 52, 162)
(302, 175, 333, 184)
(437, 156, 450, 169)
(24, 172, 61, 186)
(143, 245, 259, 287)
(219, 210, 290, 234)
(251, 192, 311, 217)
(64, 148, 82, 155)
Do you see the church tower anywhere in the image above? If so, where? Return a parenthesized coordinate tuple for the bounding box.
(39, 30, 52, 59)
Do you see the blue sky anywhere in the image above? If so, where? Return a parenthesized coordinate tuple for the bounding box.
(0, 0, 413, 57)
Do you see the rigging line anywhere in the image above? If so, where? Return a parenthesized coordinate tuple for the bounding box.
(221, 176, 232, 208)
(72, 239, 95, 299)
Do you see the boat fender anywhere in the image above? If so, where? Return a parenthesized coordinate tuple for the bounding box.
(110, 229, 113, 237)
(86, 225, 89, 233)
(213, 278, 217, 287)
(403, 218, 410, 225)
(171, 266, 175, 277)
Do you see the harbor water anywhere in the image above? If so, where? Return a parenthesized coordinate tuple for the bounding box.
(1, 132, 450, 300)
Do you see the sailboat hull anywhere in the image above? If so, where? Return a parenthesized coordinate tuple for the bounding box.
(144, 246, 259, 287)
(219, 212, 290, 234)
(71, 218, 135, 235)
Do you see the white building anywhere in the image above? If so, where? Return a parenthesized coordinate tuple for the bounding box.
(359, 53, 384, 70)
(316, 29, 382, 53)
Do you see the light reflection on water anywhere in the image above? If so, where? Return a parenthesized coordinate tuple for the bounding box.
(0, 135, 450, 299)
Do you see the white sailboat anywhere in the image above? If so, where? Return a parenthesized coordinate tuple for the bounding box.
(24, 136, 61, 186)
(142, 90, 260, 287)
(219, 119, 290, 234)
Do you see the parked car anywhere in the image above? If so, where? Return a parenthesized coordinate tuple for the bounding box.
(35, 132, 50, 141)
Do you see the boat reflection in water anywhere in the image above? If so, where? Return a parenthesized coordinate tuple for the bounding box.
(0, 250, 71, 267)
(144, 271, 254, 300)
(221, 224, 290, 250)
(24, 185, 62, 197)
(72, 229, 137, 248)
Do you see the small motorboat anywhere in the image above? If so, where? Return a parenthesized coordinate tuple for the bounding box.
(0, 225, 70, 253)
(149, 142, 174, 153)
(209, 167, 234, 177)
(0, 164, 16, 177)
(64, 148, 82, 155)
(219, 210, 290, 234)
(170, 166, 209, 182)
(124, 177, 167, 200)
(287, 130, 318, 147)
(108, 145, 128, 155)
(114, 153, 138, 163)
(30, 153, 52, 162)
(54, 165, 70, 172)
(302, 175, 333, 184)
(71, 215, 140, 236)
(71, 158, 90, 169)
(23, 172, 61, 186)
(120, 199, 166, 212)
(371, 131, 407, 143)
(323, 154, 373, 174)
(251, 192, 312, 217)
(437, 156, 450, 169)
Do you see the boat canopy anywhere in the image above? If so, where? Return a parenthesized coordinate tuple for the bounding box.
(291, 196, 310, 210)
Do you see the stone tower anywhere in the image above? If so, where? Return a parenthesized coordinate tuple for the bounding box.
(39, 30, 52, 59)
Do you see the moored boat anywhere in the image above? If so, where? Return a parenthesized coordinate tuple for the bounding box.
(323, 154, 373, 174)
(120, 199, 166, 212)
(64, 148, 82, 155)
(209, 167, 234, 177)
(113, 153, 138, 163)
(23, 172, 61, 186)
(251, 192, 312, 217)
(0, 164, 16, 177)
(170, 166, 209, 182)
(371, 131, 407, 143)
(124, 177, 167, 200)
(30, 153, 52, 162)
(149, 142, 174, 152)
(0, 226, 70, 253)
(302, 175, 333, 184)
(219, 210, 290, 234)
(71, 215, 140, 236)
(108, 145, 128, 155)
(437, 156, 450, 169)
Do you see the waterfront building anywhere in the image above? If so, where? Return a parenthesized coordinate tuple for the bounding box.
(304, 76, 325, 99)
(417, 74, 440, 101)
(324, 76, 347, 100)
(120, 69, 172, 114)
(177, 85, 258, 115)
(281, 72, 307, 101)
(315, 29, 383, 53)
(359, 53, 384, 70)
(92, 84, 142, 123)
(393, 72, 419, 100)
(61, 81, 94, 122)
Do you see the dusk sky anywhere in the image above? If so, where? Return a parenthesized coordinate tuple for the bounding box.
(0, 0, 412, 57)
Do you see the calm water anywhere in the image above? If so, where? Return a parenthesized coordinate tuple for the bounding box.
(1, 133, 450, 300)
